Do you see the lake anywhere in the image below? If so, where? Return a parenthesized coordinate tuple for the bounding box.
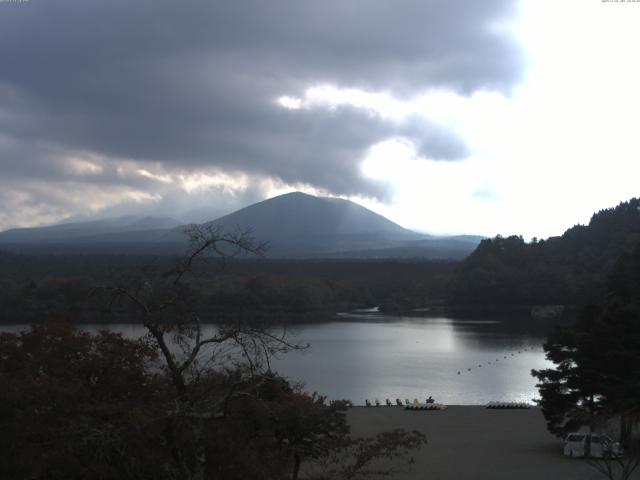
(273, 314, 552, 405)
(2, 313, 554, 405)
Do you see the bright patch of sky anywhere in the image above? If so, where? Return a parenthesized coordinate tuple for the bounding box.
(272, 0, 640, 239)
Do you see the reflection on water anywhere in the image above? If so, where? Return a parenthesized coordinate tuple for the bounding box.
(271, 314, 553, 405)
(2, 314, 554, 405)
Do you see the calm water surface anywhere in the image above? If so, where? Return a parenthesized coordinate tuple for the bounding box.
(4, 314, 553, 405)
(272, 314, 552, 405)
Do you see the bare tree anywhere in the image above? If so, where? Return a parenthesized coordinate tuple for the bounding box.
(107, 224, 305, 480)
(101, 224, 427, 480)
(587, 435, 640, 480)
(587, 450, 639, 480)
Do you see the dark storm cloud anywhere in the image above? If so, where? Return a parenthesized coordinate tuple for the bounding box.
(0, 0, 522, 209)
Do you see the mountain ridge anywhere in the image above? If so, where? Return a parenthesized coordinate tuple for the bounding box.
(0, 216, 182, 243)
(0, 192, 482, 259)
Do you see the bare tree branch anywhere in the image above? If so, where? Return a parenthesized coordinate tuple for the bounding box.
(99, 223, 304, 480)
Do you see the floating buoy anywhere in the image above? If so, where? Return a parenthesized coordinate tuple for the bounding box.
(457, 371, 461, 375)
(468, 368, 471, 371)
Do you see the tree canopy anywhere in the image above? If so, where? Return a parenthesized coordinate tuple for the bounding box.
(451, 198, 640, 306)
(532, 242, 640, 441)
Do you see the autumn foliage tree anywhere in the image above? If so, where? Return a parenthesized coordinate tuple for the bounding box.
(0, 324, 425, 480)
(0, 323, 167, 479)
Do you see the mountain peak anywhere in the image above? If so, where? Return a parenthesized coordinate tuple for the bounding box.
(276, 191, 312, 198)
(210, 192, 415, 240)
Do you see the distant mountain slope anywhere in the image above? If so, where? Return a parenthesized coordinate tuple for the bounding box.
(0, 192, 482, 259)
(450, 197, 640, 306)
(162, 192, 464, 257)
(0, 216, 181, 243)
(206, 192, 421, 240)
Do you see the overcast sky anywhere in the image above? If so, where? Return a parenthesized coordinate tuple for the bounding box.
(0, 0, 638, 238)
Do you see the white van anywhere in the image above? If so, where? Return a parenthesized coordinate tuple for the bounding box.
(563, 433, 623, 459)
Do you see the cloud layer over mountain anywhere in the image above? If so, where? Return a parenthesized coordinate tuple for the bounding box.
(0, 0, 522, 229)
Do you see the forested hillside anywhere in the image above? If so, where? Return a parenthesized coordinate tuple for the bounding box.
(0, 253, 454, 324)
(450, 198, 640, 306)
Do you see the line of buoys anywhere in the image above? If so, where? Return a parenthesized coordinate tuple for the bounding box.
(486, 401, 532, 409)
(405, 403, 447, 411)
(456, 345, 543, 376)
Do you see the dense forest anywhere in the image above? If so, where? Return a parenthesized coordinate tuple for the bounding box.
(0, 252, 455, 324)
(450, 198, 640, 307)
(1, 197, 639, 324)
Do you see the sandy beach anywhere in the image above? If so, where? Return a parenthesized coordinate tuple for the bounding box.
(347, 406, 639, 480)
